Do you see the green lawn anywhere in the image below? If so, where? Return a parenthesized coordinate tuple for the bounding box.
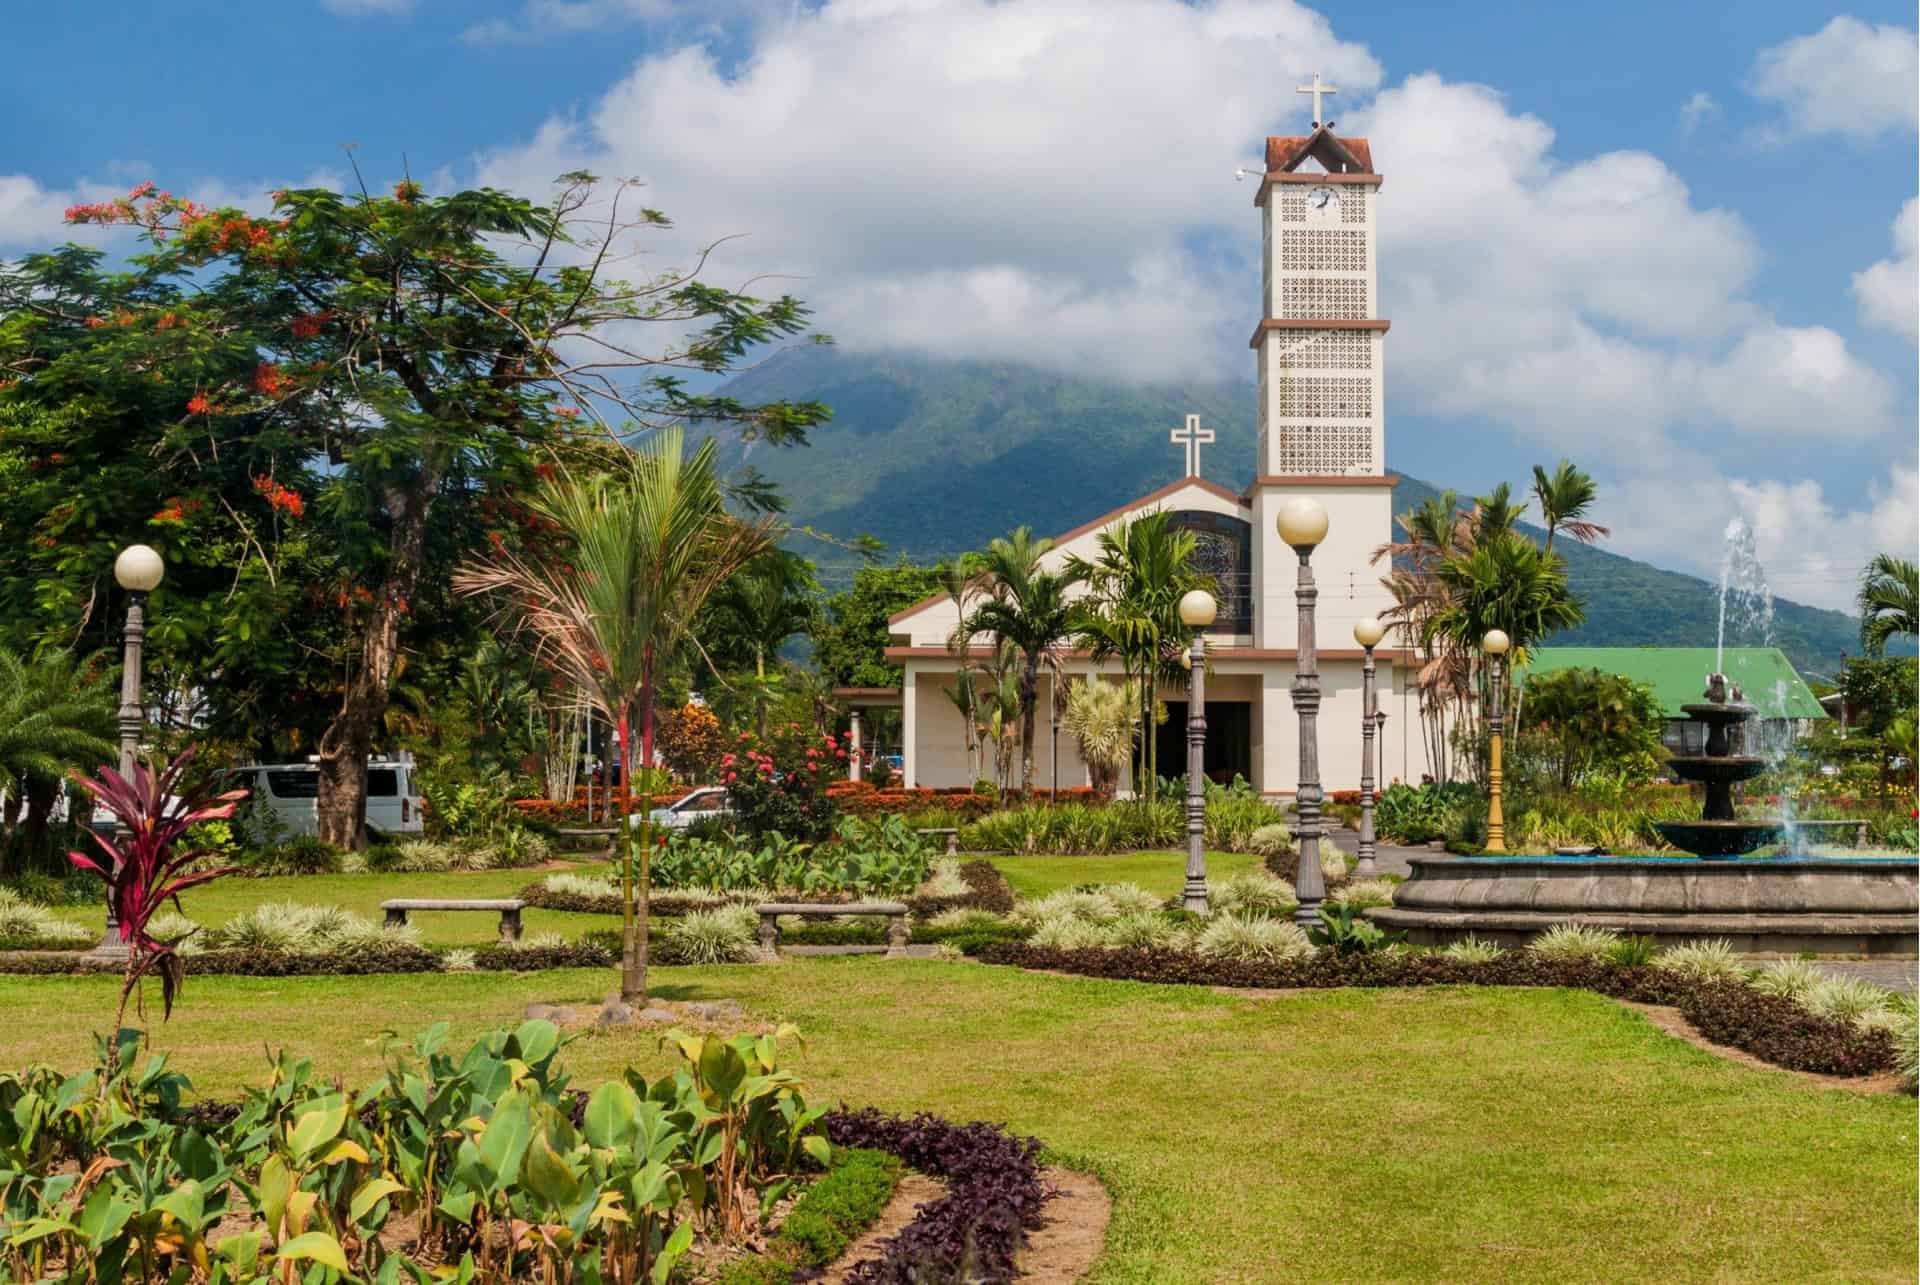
(1, 961, 1910, 1282)
(984, 849, 1267, 899)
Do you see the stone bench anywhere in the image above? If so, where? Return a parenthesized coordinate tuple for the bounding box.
(555, 827, 618, 855)
(754, 901, 910, 961)
(382, 899, 525, 942)
(915, 827, 960, 856)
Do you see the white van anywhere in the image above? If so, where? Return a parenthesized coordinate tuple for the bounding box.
(225, 755, 425, 840)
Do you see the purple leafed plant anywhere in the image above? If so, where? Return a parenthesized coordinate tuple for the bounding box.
(68, 747, 247, 1030)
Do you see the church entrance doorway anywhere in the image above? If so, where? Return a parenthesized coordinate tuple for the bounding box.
(1154, 701, 1252, 788)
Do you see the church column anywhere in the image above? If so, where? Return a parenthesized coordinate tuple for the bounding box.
(901, 667, 918, 789)
(848, 709, 863, 783)
(1259, 666, 1292, 794)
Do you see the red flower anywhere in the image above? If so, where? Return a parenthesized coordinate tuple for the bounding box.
(290, 310, 333, 340)
(726, 772, 737, 783)
(252, 363, 289, 396)
(837, 749, 847, 759)
(126, 181, 155, 200)
(156, 312, 180, 330)
(84, 316, 106, 329)
(185, 392, 213, 415)
(393, 180, 422, 204)
(554, 406, 580, 419)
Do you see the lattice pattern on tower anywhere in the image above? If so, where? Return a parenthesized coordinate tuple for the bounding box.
(1272, 375, 1372, 419)
(1272, 425, 1375, 472)
(1276, 190, 1308, 223)
(1277, 277, 1369, 319)
(1278, 230, 1367, 272)
(1340, 188, 1367, 224)
(1271, 330, 1373, 369)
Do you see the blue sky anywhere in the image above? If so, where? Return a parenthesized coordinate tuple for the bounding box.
(3, 0, 1914, 609)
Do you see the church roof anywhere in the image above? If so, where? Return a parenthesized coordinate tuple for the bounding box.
(886, 475, 1248, 627)
(1266, 128, 1373, 175)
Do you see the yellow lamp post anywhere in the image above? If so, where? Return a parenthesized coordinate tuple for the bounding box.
(1482, 628, 1511, 853)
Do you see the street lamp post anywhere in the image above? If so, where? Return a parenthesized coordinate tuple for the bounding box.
(1178, 588, 1217, 914)
(93, 545, 165, 959)
(1482, 629, 1511, 854)
(1352, 617, 1385, 878)
(1277, 498, 1330, 927)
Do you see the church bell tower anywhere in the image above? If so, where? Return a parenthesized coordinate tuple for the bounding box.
(1247, 85, 1395, 651)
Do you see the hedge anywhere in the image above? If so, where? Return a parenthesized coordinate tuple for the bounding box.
(0, 940, 615, 978)
(977, 943, 1899, 1077)
(711, 1147, 902, 1285)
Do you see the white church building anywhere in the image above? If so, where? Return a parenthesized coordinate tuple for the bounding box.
(863, 113, 1438, 797)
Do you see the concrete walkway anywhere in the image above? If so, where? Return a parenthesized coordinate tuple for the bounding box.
(1322, 826, 1431, 879)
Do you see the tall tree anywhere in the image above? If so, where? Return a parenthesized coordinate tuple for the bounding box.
(1856, 553, 1918, 657)
(1530, 459, 1609, 553)
(454, 430, 772, 1002)
(29, 177, 823, 846)
(812, 557, 949, 689)
(700, 551, 817, 737)
(957, 527, 1080, 793)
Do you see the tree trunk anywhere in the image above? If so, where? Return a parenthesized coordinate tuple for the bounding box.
(616, 710, 648, 1003)
(315, 473, 439, 849)
(1018, 655, 1039, 794)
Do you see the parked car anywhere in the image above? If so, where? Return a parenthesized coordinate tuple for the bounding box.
(642, 786, 732, 830)
(223, 755, 425, 840)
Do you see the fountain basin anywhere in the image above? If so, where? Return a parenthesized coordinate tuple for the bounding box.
(1665, 756, 1767, 785)
(1370, 855, 1919, 956)
(1651, 819, 1782, 857)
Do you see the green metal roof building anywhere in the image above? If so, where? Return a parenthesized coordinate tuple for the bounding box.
(1521, 647, 1827, 722)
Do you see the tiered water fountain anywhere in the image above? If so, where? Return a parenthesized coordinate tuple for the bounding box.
(1653, 672, 1781, 858)
(1372, 525, 1916, 957)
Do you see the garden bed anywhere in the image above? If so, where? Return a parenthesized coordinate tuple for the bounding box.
(977, 942, 1905, 1078)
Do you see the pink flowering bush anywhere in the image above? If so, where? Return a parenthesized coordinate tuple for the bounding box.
(721, 722, 846, 840)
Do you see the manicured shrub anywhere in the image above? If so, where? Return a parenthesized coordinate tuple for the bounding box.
(770, 1148, 901, 1270)
(918, 858, 970, 898)
(1331, 878, 1396, 910)
(1677, 981, 1896, 1076)
(0, 889, 94, 949)
(1803, 974, 1897, 1026)
(185, 941, 444, 976)
(1440, 935, 1504, 963)
(1529, 923, 1619, 961)
(1248, 823, 1296, 857)
(470, 939, 614, 971)
(1211, 870, 1297, 917)
(1105, 911, 1190, 951)
(660, 905, 759, 965)
(443, 947, 478, 972)
(1605, 935, 1658, 966)
(1651, 939, 1743, 981)
(1016, 888, 1120, 925)
(1195, 912, 1312, 964)
(1027, 915, 1110, 950)
(1750, 957, 1824, 1002)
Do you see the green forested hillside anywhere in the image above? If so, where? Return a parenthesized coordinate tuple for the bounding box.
(712, 348, 1868, 672)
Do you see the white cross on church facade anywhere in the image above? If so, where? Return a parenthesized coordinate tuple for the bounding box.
(1170, 413, 1214, 478)
(1296, 71, 1337, 126)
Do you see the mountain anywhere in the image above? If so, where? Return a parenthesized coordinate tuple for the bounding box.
(711, 347, 1869, 674)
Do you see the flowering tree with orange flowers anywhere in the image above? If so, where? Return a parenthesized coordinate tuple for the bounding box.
(0, 175, 826, 843)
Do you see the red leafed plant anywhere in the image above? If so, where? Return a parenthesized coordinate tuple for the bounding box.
(67, 747, 248, 1032)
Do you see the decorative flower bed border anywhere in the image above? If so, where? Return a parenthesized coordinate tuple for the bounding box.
(821, 1108, 1052, 1284)
(978, 943, 1900, 1077)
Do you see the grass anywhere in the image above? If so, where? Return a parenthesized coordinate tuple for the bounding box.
(985, 849, 1267, 899)
(0, 961, 1910, 1283)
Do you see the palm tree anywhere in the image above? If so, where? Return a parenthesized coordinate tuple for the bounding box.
(1530, 460, 1609, 552)
(454, 429, 772, 1002)
(704, 553, 818, 737)
(1857, 553, 1918, 657)
(0, 647, 116, 872)
(1061, 677, 1138, 798)
(958, 527, 1080, 794)
(1067, 512, 1201, 794)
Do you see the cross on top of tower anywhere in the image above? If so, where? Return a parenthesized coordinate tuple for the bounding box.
(1170, 413, 1214, 479)
(1295, 71, 1337, 127)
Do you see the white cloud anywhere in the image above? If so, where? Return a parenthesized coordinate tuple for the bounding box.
(1852, 197, 1918, 342)
(322, 0, 415, 14)
(1601, 460, 1918, 612)
(1747, 16, 1919, 143)
(1679, 90, 1719, 134)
